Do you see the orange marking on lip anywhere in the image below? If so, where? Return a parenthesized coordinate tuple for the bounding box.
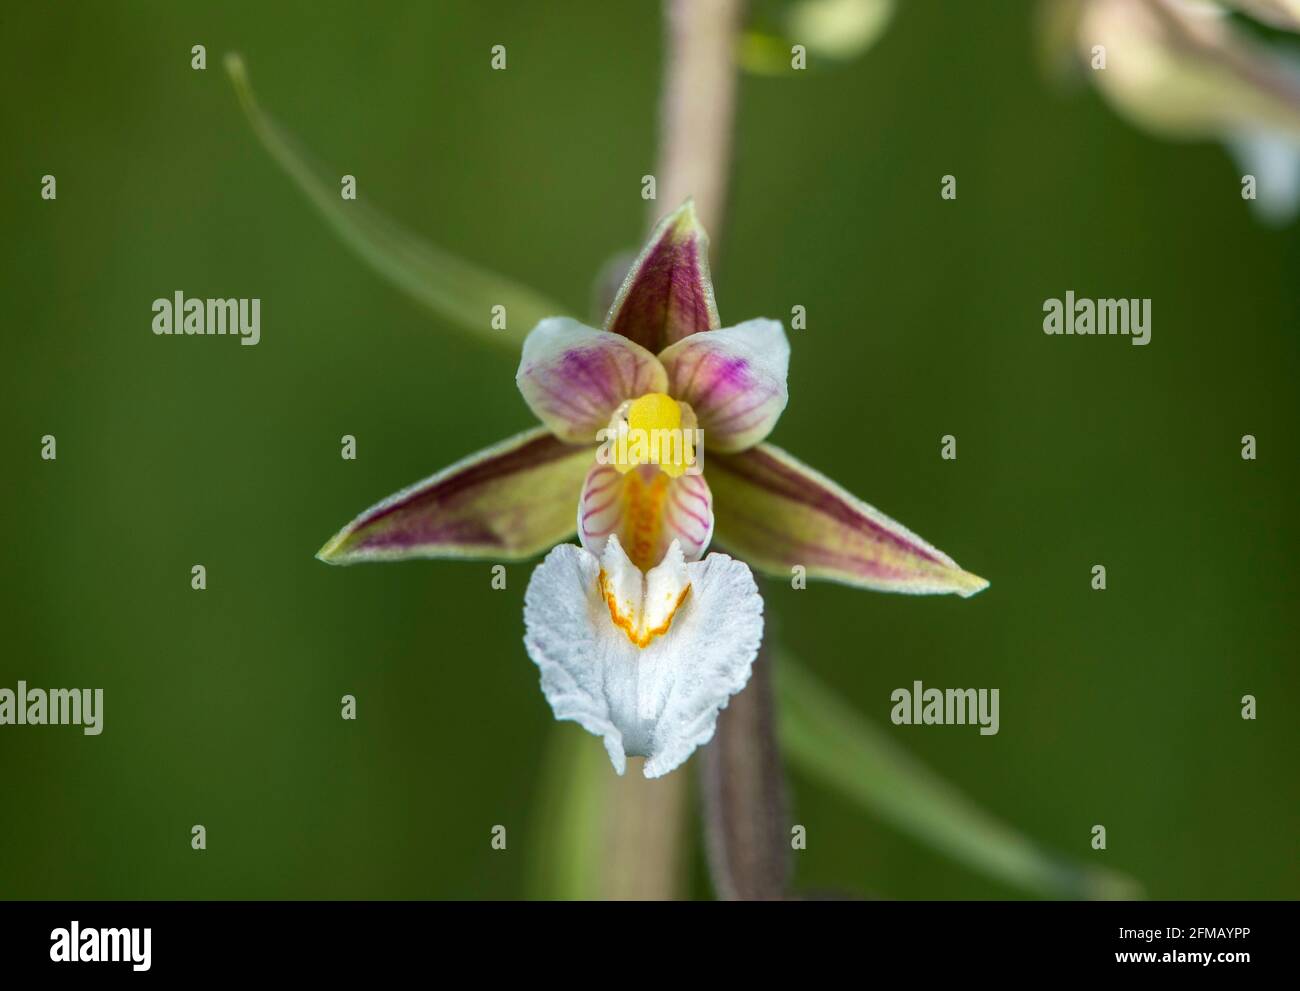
(597, 568, 691, 649)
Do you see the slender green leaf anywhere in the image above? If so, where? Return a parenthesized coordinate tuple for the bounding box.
(526, 724, 608, 899)
(776, 654, 1141, 899)
(224, 53, 568, 351)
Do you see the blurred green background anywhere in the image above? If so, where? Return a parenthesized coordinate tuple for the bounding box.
(2, 0, 1296, 899)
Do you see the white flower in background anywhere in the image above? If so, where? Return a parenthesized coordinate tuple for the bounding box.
(1051, 0, 1300, 223)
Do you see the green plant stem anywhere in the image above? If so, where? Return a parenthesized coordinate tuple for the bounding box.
(655, 0, 747, 237)
(593, 0, 748, 901)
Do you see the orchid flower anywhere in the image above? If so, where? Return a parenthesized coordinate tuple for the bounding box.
(317, 200, 988, 778)
(1050, 0, 1300, 223)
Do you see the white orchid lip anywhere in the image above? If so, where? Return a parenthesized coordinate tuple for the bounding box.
(523, 535, 763, 778)
(597, 535, 692, 648)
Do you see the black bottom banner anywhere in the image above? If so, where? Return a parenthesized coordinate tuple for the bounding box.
(0, 899, 1291, 979)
